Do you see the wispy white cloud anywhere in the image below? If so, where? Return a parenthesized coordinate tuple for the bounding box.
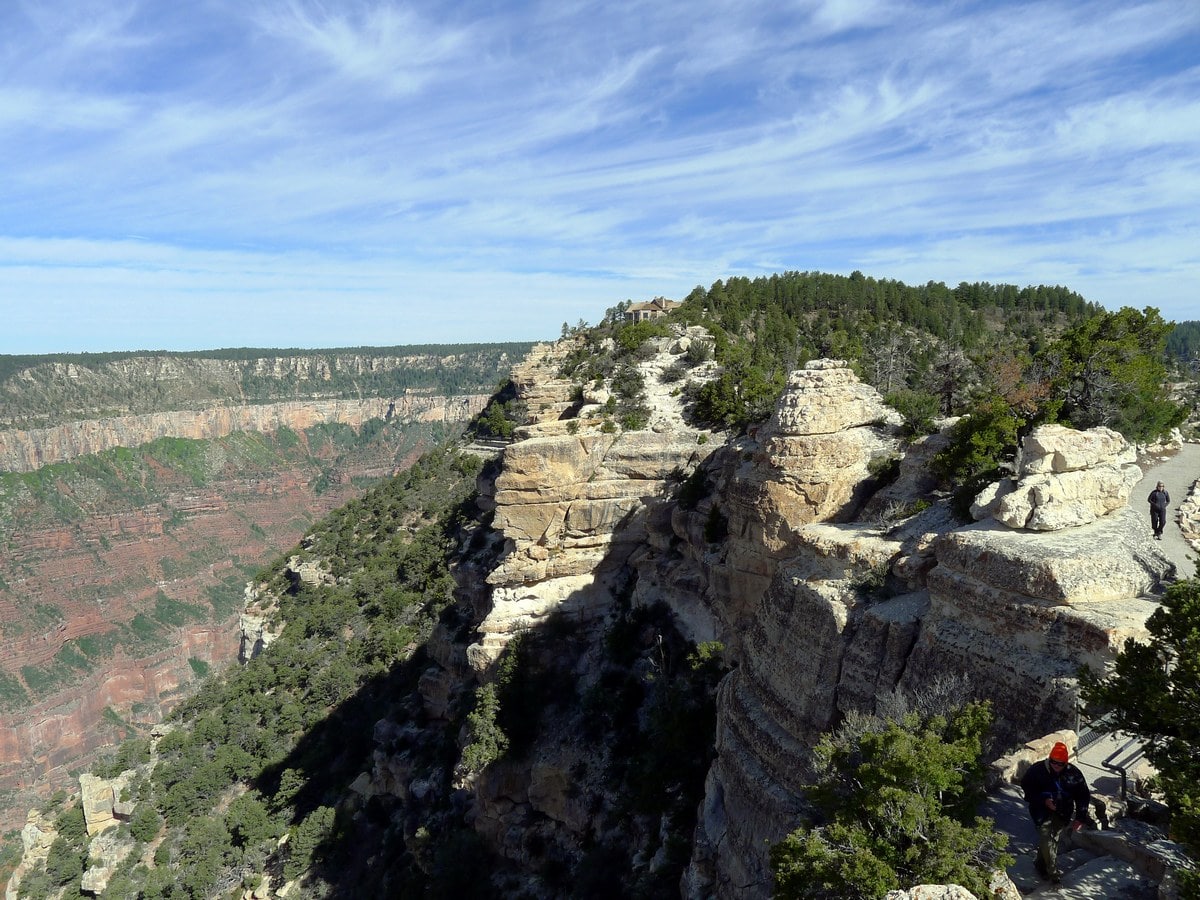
(253, 0, 473, 95)
(1, 0, 1199, 353)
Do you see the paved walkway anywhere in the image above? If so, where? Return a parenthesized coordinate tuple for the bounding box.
(1135, 441, 1200, 579)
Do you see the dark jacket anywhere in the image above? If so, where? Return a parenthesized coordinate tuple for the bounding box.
(1020, 759, 1090, 824)
(1149, 489, 1170, 511)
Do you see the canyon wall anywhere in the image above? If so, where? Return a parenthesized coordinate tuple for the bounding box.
(0, 444, 393, 831)
(10, 334, 1178, 895)
(0, 348, 522, 429)
(0, 356, 495, 830)
(0, 394, 485, 473)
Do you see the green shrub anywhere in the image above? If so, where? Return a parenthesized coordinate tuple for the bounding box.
(461, 684, 507, 773)
(614, 320, 669, 357)
(684, 340, 713, 365)
(932, 398, 1023, 517)
(772, 701, 1009, 899)
(619, 407, 650, 431)
(691, 366, 783, 431)
(130, 804, 162, 843)
(866, 454, 900, 484)
(659, 361, 688, 383)
(153, 593, 207, 627)
(885, 390, 939, 437)
(285, 806, 336, 882)
(1080, 577, 1200, 892)
(188, 658, 211, 679)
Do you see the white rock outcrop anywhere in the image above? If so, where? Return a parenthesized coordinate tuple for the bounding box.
(1180, 477, 1200, 552)
(973, 425, 1140, 530)
(80, 772, 134, 836)
(468, 333, 718, 671)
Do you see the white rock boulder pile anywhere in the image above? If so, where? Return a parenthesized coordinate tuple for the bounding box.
(973, 425, 1140, 531)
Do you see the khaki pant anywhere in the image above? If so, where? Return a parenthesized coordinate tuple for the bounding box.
(1035, 813, 1070, 878)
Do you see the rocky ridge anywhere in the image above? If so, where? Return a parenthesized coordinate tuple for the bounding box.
(439, 338, 1175, 897)
(0, 349, 523, 430)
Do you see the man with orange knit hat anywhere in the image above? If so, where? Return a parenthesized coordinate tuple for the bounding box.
(1019, 741, 1091, 883)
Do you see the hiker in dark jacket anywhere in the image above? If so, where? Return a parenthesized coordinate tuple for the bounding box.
(1020, 741, 1090, 882)
(1148, 482, 1170, 540)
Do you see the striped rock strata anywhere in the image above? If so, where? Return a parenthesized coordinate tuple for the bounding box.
(684, 376, 1173, 898)
(467, 331, 718, 673)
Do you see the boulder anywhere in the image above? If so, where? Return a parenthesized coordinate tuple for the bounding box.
(884, 887, 978, 900)
(1020, 424, 1134, 474)
(974, 425, 1140, 530)
(79, 774, 118, 837)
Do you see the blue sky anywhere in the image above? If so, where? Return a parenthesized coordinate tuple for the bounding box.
(2, 0, 1198, 353)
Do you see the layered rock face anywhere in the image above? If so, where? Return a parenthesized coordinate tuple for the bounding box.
(260, 339, 1173, 899)
(679, 376, 1173, 897)
(0, 468, 355, 832)
(0, 394, 487, 473)
(689, 361, 903, 644)
(0, 386, 489, 831)
(0, 350, 514, 430)
(451, 331, 721, 864)
(468, 333, 718, 672)
(432, 349, 1171, 897)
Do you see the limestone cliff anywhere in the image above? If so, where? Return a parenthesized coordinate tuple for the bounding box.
(468, 334, 719, 672)
(439, 345, 1174, 897)
(682, 412, 1170, 896)
(0, 394, 487, 473)
(0, 350, 508, 835)
(0, 348, 525, 430)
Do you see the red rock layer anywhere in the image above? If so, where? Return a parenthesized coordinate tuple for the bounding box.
(0, 422, 454, 830)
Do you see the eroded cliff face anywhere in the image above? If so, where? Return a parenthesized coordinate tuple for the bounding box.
(678, 383, 1171, 898)
(0, 456, 370, 831)
(0, 350, 514, 430)
(468, 335, 720, 673)
(221, 335, 1176, 898)
(0, 394, 486, 473)
(0, 387, 489, 831)
(438, 345, 1173, 898)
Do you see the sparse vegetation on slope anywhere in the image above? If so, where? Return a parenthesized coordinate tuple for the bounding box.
(7, 444, 484, 897)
